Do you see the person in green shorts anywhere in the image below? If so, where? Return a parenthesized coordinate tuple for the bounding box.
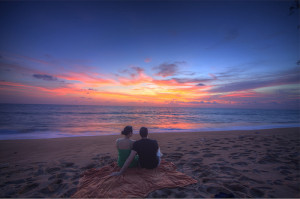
(116, 126, 139, 168)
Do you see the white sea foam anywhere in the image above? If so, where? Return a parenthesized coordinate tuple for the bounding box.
(0, 104, 299, 140)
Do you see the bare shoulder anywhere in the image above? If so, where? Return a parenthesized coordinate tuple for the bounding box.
(129, 139, 136, 148)
(116, 138, 123, 143)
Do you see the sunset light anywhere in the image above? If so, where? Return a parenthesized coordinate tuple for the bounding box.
(0, 1, 300, 198)
(0, 0, 299, 109)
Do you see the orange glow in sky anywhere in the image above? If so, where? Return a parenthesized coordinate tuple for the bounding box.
(0, 1, 299, 109)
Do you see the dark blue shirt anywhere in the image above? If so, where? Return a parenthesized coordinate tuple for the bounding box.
(132, 138, 159, 169)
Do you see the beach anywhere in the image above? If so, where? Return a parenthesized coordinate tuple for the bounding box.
(0, 127, 299, 198)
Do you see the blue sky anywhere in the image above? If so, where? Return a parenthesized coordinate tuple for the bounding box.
(0, 0, 299, 109)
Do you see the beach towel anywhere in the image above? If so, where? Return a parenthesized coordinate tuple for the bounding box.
(71, 160, 197, 198)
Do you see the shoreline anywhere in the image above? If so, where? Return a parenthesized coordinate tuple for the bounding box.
(0, 127, 299, 198)
(0, 124, 299, 140)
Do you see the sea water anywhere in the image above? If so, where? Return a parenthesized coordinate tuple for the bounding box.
(0, 104, 299, 140)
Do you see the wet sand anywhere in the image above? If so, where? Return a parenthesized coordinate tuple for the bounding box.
(0, 127, 299, 198)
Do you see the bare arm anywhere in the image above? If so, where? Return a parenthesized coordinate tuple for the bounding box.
(116, 139, 119, 150)
(111, 150, 137, 176)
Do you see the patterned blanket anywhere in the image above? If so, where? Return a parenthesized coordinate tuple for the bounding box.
(71, 160, 197, 198)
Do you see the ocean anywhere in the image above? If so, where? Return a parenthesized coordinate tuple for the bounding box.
(0, 104, 299, 140)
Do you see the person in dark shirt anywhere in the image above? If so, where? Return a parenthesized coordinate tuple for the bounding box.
(111, 127, 162, 176)
(132, 127, 159, 169)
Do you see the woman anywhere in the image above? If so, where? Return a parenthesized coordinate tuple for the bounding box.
(116, 126, 139, 168)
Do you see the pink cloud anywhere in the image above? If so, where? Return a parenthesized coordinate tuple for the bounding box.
(153, 62, 179, 77)
(144, 58, 152, 63)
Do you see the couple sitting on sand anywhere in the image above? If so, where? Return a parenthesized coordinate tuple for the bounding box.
(111, 126, 162, 176)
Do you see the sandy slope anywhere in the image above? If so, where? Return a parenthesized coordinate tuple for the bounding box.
(0, 127, 299, 198)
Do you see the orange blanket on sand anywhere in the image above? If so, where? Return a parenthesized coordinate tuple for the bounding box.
(71, 160, 197, 198)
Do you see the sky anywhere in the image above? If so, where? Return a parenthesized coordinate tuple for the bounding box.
(0, 0, 299, 109)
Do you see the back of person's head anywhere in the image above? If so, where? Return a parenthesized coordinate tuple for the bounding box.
(139, 127, 148, 138)
(121, 126, 132, 135)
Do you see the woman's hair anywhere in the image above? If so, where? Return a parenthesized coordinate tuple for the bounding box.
(121, 126, 133, 135)
(139, 127, 148, 138)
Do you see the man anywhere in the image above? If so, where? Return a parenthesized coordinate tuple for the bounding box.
(111, 127, 161, 176)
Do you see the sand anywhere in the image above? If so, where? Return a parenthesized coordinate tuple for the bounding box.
(0, 127, 299, 198)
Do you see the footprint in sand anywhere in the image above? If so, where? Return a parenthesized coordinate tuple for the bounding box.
(92, 157, 100, 161)
(61, 162, 75, 168)
(257, 155, 279, 164)
(187, 151, 199, 155)
(216, 158, 229, 163)
(249, 187, 265, 198)
(5, 179, 26, 185)
(198, 169, 212, 178)
(48, 171, 68, 181)
(33, 168, 44, 176)
(219, 166, 239, 175)
(221, 147, 230, 150)
(61, 188, 78, 198)
(166, 153, 184, 161)
(206, 186, 232, 195)
(273, 179, 283, 185)
(175, 147, 182, 151)
(202, 178, 218, 184)
(203, 153, 219, 158)
(247, 157, 256, 161)
(231, 162, 248, 166)
(40, 179, 68, 194)
(147, 188, 174, 198)
(188, 161, 201, 167)
(190, 157, 203, 163)
(191, 168, 202, 177)
(72, 180, 79, 186)
(80, 163, 96, 170)
(224, 183, 248, 194)
(71, 172, 80, 180)
(284, 176, 294, 181)
(46, 167, 61, 174)
(280, 169, 292, 175)
(18, 183, 39, 194)
(174, 191, 187, 198)
(239, 176, 264, 184)
(288, 184, 300, 192)
(231, 156, 240, 160)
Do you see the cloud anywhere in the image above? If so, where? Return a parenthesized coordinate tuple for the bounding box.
(197, 83, 206, 86)
(210, 79, 269, 93)
(0, 80, 69, 94)
(0, 61, 43, 75)
(144, 58, 152, 63)
(57, 71, 116, 86)
(33, 74, 58, 81)
(118, 66, 153, 86)
(181, 71, 196, 76)
(208, 61, 267, 83)
(172, 77, 211, 84)
(153, 62, 181, 77)
(131, 66, 144, 75)
(120, 66, 145, 79)
(209, 73, 217, 80)
(190, 101, 218, 104)
(209, 67, 300, 93)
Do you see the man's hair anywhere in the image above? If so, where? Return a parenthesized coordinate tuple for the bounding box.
(139, 127, 148, 138)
